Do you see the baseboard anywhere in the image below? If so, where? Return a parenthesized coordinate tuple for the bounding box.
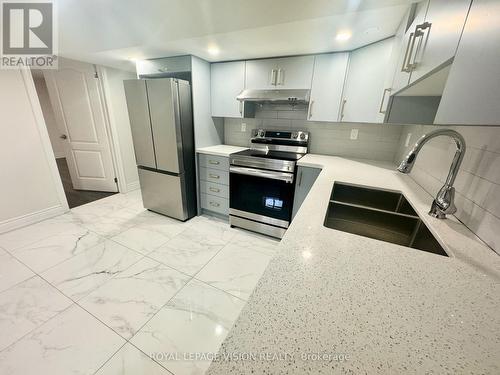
(0, 205, 67, 234)
(126, 180, 140, 192)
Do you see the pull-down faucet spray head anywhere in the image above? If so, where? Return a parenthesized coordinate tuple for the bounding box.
(397, 129, 466, 219)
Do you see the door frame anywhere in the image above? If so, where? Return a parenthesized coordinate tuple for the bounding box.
(28, 60, 135, 211)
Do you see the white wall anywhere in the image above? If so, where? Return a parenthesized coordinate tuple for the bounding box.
(395, 124, 500, 254)
(99, 66, 139, 192)
(0, 69, 68, 233)
(33, 75, 66, 158)
(191, 56, 224, 148)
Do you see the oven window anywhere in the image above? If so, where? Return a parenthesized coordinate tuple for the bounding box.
(230, 171, 294, 222)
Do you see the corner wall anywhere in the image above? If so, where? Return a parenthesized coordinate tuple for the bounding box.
(0, 69, 68, 233)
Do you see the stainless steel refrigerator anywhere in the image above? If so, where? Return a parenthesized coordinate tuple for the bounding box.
(123, 78, 196, 221)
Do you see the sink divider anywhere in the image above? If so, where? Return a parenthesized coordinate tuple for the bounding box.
(328, 199, 420, 220)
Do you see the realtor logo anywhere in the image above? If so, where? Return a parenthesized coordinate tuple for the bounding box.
(1, 0, 57, 68)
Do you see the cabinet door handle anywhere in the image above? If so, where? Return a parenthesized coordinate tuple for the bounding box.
(401, 32, 415, 72)
(277, 68, 284, 85)
(308, 100, 314, 119)
(239, 101, 243, 115)
(340, 98, 347, 121)
(297, 170, 303, 187)
(209, 187, 220, 193)
(209, 201, 220, 207)
(270, 69, 278, 85)
(379, 88, 392, 114)
(209, 173, 220, 179)
(409, 22, 432, 70)
(208, 160, 220, 165)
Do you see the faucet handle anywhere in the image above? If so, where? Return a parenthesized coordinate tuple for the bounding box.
(429, 186, 457, 218)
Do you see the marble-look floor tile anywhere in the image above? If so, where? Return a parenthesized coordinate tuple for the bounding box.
(11, 228, 104, 273)
(0, 215, 85, 251)
(131, 279, 245, 375)
(42, 240, 143, 301)
(95, 343, 171, 375)
(148, 227, 228, 276)
(229, 230, 280, 256)
(0, 276, 72, 351)
(111, 225, 176, 255)
(196, 243, 273, 300)
(81, 207, 146, 237)
(187, 215, 237, 243)
(80, 258, 189, 339)
(0, 248, 34, 293)
(0, 304, 125, 375)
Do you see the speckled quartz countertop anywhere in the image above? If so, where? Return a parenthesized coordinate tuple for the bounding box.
(207, 154, 500, 374)
(196, 145, 248, 157)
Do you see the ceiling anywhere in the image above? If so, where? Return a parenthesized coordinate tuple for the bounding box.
(57, 0, 413, 71)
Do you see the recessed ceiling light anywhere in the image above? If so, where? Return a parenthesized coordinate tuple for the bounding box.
(207, 45, 220, 56)
(335, 31, 352, 41)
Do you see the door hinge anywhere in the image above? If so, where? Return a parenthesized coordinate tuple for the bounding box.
(114, 177, 118, 184)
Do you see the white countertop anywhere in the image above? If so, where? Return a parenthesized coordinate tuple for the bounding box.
(207, 154, 500, 374)
(196, 145, 248, 157)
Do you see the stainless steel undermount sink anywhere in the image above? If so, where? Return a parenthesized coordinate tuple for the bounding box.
(324, 182, 448, 257)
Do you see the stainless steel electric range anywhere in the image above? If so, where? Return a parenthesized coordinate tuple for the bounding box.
(229, 128, 309, 238)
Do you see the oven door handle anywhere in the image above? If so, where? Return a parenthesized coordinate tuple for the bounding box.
(230, 166, 294, 183)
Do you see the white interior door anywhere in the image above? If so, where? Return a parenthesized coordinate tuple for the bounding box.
(43, 59, 118, 192)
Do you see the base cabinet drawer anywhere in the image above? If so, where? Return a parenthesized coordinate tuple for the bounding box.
(200, 180, 229, 199)
(200, 193, 229, 215)
(199, 154, 229, 171)
(199, 167, 229, 185)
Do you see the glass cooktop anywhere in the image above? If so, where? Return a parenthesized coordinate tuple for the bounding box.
(232, 149, 305, 161)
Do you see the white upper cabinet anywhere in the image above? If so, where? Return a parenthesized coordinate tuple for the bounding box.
(409, 0, 472, 83)
(391, 1, 428, 93)
(435, 0, 500, 125)
(342, 38, 395, 123)
(245, 56, 314, 90)
(273, 56, 315, 89)
(211, 61, 245, 118)
(245, 58, 279, 89)
(307, 53, 348, 122)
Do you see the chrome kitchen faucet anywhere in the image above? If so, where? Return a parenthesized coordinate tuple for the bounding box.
(397, 129, 466, 219)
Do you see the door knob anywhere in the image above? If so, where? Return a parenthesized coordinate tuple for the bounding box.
(60, 134, 67, 139)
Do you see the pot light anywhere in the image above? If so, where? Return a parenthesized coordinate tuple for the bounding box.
(335, 31, 352, 41)
(207, 44, 220, 56)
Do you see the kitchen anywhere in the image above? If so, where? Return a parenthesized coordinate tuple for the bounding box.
(0, 0, 499, 374)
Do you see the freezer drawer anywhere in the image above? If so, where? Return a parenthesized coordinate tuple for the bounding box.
(138, 168, 188, 221)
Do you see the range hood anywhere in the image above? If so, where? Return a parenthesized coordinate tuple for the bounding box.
(236, 89, 310, 104)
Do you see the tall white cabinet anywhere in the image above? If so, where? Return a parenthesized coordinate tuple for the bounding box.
(307, 53, 349, 122)
(435, 0, 500, 125)
(210, 61, 245, 118)
(342, 38, 395, 123)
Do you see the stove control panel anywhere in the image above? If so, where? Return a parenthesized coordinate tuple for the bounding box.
(252, 129, 309, 143)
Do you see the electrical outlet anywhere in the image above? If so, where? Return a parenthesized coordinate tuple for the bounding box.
(241, 122, 246, 132)
(405, 133, 412, 147)
(350, 129, 359, 140)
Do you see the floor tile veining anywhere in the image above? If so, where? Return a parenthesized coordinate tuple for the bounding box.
(0, 189, 277, 374)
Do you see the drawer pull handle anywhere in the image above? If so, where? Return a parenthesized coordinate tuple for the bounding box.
(209, 174, 220, 179)
(209, 201, 220, 207)
(209, 187, 220, 193)
(209, 160, 220, 165)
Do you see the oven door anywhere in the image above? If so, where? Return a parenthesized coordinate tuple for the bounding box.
(230, 166, 295, 227)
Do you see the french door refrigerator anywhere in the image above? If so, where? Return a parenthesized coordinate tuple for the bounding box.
(123, 78, 196, 221)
